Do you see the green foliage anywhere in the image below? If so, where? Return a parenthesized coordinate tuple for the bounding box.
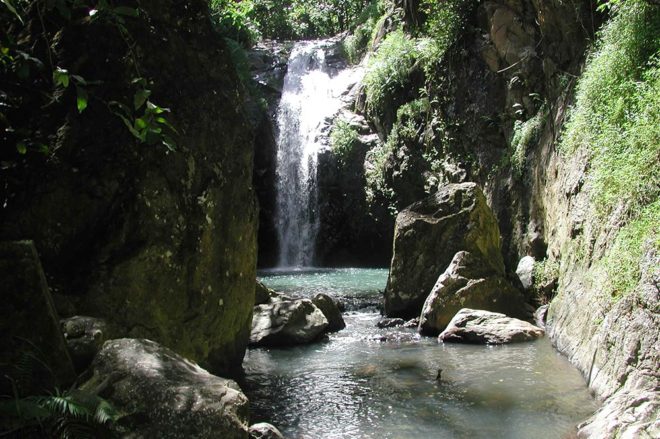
(210, 0, 377, 41)
(363, 29, 418, 114)
(509, 107, 546, 177)
(365, 99, 430, 213)
(560, 0, 660, 298)
(0, 0, 178, 158)
(599, 201, 659, 298)
(341, 2, 383, 64)
(532, 258, 560, 303)
(330, 119, 359, 165)
(0, 389, 119, 438)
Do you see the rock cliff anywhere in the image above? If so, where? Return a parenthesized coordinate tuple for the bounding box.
(0, 0, 258, 374)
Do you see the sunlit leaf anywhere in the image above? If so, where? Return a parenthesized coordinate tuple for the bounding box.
(76, 86, 88, 113)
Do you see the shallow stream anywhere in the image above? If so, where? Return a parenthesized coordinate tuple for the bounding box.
(243, 268, 597, 439)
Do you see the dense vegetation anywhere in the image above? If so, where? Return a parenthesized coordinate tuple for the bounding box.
(210, 0, 379, 43)
(560, 0, 659, 298)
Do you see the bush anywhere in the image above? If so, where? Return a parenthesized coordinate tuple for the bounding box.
(509, 107, 546, 177)
(330, 119, 359, 164)
(363, 29, 419, 114)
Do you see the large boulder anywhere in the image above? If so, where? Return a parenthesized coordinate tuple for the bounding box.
(438, 308, 544, 344)
(419, 251, 528, 335)
(255, 281, 277, 305)
(384, 183, 506, 318)
(80, 338, 249, 438)
(0, 241, 75, 396)
(0, 0, 257, 375)
(312, 293, 346, 332)
(515, 256, 536, 291)
(250, 299, 329, 346)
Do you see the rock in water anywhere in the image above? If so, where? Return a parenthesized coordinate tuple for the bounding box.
(419, 251, 528, 335)
(515, 256, 536, 291)
(385, 183, 506, 318)
(250, 299, 329, 346)
(80, 338, 249, 438)
(249, 422, 286, 439)
(438, 308, 544, 344)
(61, 316, 111, 372)
(312, 293, 346, 332)
(0, 241, 75, 395)
(377, 318, 406, 328)
(255, 281, 277, 305)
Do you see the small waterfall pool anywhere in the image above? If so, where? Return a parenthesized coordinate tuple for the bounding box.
(243, 268, 598, 439)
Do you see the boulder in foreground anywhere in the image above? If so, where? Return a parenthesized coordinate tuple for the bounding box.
(249, 422, 286, 439)
(384, 183, 506, 318)
(419, 251, 528, 335)
(439, 308, 544, 344)
(80, 338, 249, 438)
(250, 299, 329, 346)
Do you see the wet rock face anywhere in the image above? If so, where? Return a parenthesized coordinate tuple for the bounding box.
(438, 308, 544, 344)
(385, 183, 506, 318)
(0, 0, 257, 374)
(250, 299, 329, 346)
(419, 251, 528, 335)
(81, 338, 249, 439)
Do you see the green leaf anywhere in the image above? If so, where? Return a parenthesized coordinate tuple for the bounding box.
(53, 67, 70, 88)
(133, 89, 151, 110)
(134, 117, 148, 130)
(16, 141, 26, 154)
(76, 86, 88, 113)
(1, 0, 23, 24)
(71, 74, 86, 85)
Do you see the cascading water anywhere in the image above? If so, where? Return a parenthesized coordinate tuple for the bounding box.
(274, 40, 359, 268)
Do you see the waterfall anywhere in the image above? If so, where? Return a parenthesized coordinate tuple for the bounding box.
(274, 41, 357, 268)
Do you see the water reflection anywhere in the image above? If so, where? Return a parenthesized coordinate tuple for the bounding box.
(244, 269, 597, 439)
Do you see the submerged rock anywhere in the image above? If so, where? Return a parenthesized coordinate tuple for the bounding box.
(250, 299, 329, 346)
(249, 422, 286, 439)
(438, 308, 544, 344)
(80, 338, 249, 438)
(419, 251, 528, 335)
(377, 318, 405, 328)
(385, 183, 506, 318)
(312, 293, 346, 332)
(61, 316, 111, 372)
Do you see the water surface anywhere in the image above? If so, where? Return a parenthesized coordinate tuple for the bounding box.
(244, 268, 597, 439)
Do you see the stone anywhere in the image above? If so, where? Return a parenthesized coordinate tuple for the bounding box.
(419, 251, 529, 335)
(61, 316, 112, 372)
(250, 299, 329, 346)
(312, 293, 346, 332)
(439, 308, 544, 344)
(255, 281, 277, 305)
(516, 256, 536, 291)
(377, 318, 405, 328)
(249, 422, 286, 439)
(80, 338, 249, 439)
(534, 305, 549, 329)
(403, 317, 420, 328)
(385, 183, 506, 318)
(0, 241, 76, 396)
